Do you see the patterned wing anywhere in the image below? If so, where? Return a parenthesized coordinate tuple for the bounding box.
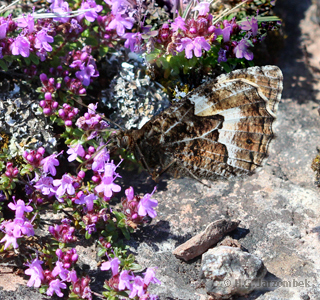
(132, 65, 283, 180)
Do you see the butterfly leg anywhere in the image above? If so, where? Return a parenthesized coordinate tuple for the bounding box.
(173, 160, 212, 188)
(134, 143, 153, 175)
(152, 158, 178, 182)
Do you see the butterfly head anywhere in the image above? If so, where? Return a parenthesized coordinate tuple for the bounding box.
(110, 130, 136, 151)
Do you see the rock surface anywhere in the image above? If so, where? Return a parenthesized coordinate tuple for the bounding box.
(200, 246, 267, 299)
(173, 219, 240, 261)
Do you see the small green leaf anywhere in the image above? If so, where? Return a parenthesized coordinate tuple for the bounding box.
(0, 59, 8, 71)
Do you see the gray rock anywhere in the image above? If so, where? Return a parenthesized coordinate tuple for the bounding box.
(200, 246, 267, 299)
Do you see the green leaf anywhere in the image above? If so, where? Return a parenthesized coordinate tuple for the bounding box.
(99, 46, 109, 57)
(85, 231, 91, 239)
(98, 248, 107, 257)
(30, 53, 40, 65)
(220, 62, 232, 73)
(0, 60, 8, 71)
(24, 57, 31, 66)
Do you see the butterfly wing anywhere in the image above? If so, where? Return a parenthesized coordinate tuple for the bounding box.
(133, 65, 283, 180)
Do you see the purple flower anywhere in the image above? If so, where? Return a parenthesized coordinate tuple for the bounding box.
(92, 146, 110, 172)
(16, 13, 35, 33)
(53, 174, 75, 198)
(0, 221, 19, 249)
(107, 14, 135, 36)
(40, 152, 61, 176)
(95, 162, 121, 198)
(143, 268, 161, 285)
(67, 143, 85, 162)
(10, 36, 30, 57)
(75, 193, 97, 211)
(75, 63, 98, 86)
(217, 48, 227, 63)
(0, 21, 8, 39)
(119, 270, 134, 290)
(233, 38, 254, 60)
(52, 261, 69, 280)
(8, 199, 33, 219)
(77, 0, 103, 22)
(25, 258, 44, 288)
(129, 276, 145, 298)
(50, 1, 70, 23)
(0, 218, 35, 250)
(171, 15, 186, 32)
(176, 36, 210, 59)
(34, 176, 56, 196)
(215, 24, 233, 43)
(125, 186, 134, 201)
(241, 16, 258, 37)
(47, 279, 67, 297)
(101, 257, 120, 276)
(104, 0, 129, 14)
(123, 32, 142, 52)
(35, 29, 54, 52)
(193, 2, 210, 15)
(137, 187, 158, 218)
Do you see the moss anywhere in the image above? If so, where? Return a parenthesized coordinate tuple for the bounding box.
(311, 153, 320, 187)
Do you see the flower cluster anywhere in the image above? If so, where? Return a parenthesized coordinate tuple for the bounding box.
(48, 219, 77, 243)
(0, 198, 34, 250)
(101, 257, 160, 299)
(121, 186, 158, 228)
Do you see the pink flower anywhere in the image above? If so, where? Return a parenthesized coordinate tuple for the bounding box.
(137, 187, 158, 218)
(53, 174, 75, 198)
(119, 270, 134, 290)
(75, 193, 97, 211)
(75, 63, 98, 86)
(25, 258, 44, 288)
(0, 21, 8, 39)
(176, 36, 210, 59)
(52, 261, 69, 280)
(0, 221, 19, 249)
(171, 15, 186, 32)
(215, 23, 233, 43)
(77, 0, 103, 22)
(67, 143, 85, 162)
(233, 38, 254, 60)
(10, 36, 30, 57)
(125, 186, 134, 201)
(107, 14, 135, 36)
(34, 176, 56, 196)
(95, 162, 121, 198)
(8, 199, 33, 219)
(16, 13, 35, 33)
(241, 16, 258, 37)
(129, 276, 145, 298)
(143, 268, 161, 285)
(40, 152, 61, 176)
(35, 29, 54, 52)
(92, 146, 110, 172)
(101, 257, 120, 276)
(47, 279, 67, 297)
(193, 2, 210, 15)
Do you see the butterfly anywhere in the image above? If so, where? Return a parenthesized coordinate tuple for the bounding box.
(113, 65, 283, 184)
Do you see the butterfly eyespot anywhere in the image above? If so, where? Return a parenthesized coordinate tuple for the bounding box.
(246, 139, 253, 144)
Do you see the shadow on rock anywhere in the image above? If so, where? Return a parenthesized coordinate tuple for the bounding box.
(274, 0, 317, 104)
